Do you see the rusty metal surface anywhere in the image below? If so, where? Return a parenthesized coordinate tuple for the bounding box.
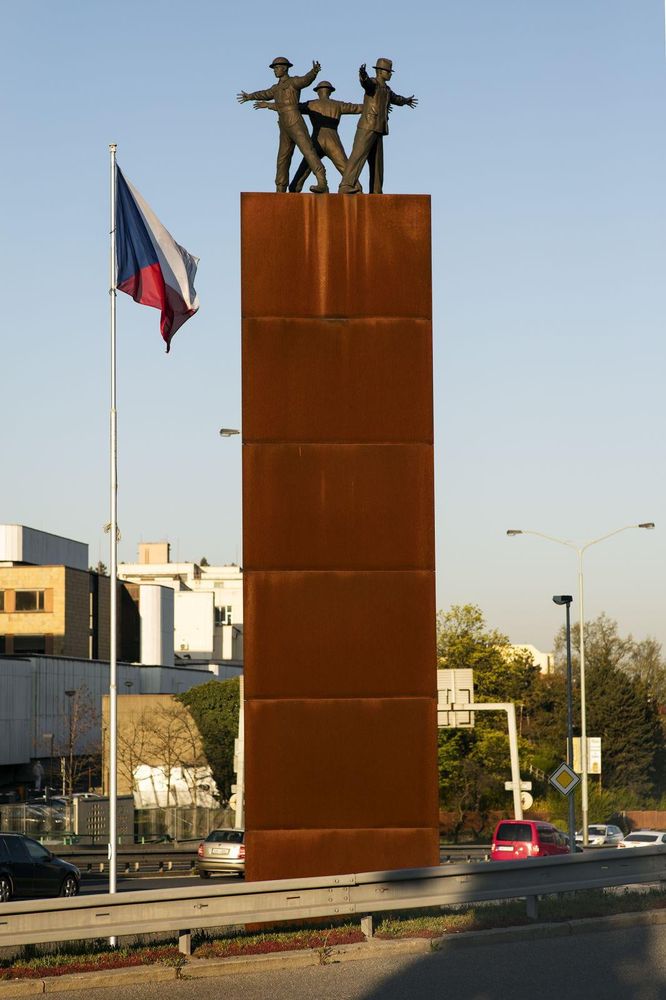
(241, 193, 431, 319)
(241, 194, 438, 882)
(244, 570, 436, 699)
(242, 317, 432, 443)
(243, 443, 434, 570)
(245, 829, 441, 882)
(245, 698, 438, 831)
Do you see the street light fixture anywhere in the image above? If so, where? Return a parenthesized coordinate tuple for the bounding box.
(553, 596, 576, 855)
(219, 428, 240, 437)
(507, 522, 656, 845)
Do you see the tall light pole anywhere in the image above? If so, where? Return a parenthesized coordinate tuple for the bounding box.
(553, 596, 576, 854)
(507, 522, 655, 845)
(64, 690, 76, 797)
(219, 426, 243, 827)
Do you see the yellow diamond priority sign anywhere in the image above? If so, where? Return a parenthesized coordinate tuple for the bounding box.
(549, 762, 580, 797)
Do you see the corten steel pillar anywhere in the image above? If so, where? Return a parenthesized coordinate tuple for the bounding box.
(241, 193, 439, 882)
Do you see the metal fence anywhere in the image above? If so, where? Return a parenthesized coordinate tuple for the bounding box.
(0, 804, 70, 838)
(1, 847, 664, 954)
(134, 805, 235, 842)
(0, 803, 235, 843)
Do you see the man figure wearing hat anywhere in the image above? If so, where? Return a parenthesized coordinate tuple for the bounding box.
(238, 58, 329, 194)
(339, 59, 417, 195)
(254, 81, 364, 193)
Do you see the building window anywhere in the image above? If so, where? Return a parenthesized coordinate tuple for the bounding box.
(13, 635, 46, 654)
(0, 592, 4, 612)
(14, 591, 45, 612)
(214, 605, 233, 626)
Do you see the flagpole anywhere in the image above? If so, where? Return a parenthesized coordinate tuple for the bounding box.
(108, 143, 118, 917)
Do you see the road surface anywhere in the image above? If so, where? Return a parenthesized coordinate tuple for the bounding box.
(41, 922, 666, 1000)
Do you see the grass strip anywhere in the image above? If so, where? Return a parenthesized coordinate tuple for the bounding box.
(1, 887, 665, 980)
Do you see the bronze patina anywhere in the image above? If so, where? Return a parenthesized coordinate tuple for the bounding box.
(238, 57, 329, 194)
(338, 58, 418, 194)
(255, 81, 364, 193)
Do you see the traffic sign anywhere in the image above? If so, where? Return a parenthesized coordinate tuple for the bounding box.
(573, 737, 602, 774)
(437, 669, 474, 728)
(520, 791, 533, 811)
(549, 762, 580, 796)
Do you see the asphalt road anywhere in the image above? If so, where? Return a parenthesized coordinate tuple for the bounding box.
(80, 874, 235, 894)
(41, 923, 666, 1000)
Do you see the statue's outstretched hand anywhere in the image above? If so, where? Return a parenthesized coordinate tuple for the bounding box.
(312, 60, 321, 74)
(253, 101, 269, 109)
(237, 92, 251, 104)
(406, 96, 418, 108)
(359, 63, 368, 80)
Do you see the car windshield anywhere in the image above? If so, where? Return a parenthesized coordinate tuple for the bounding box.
(626, 834, 658, 843)
(588, 826, 607, 836)
(495, 823, 531, 842)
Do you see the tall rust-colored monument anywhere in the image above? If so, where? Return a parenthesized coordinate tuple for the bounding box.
(241, 193, 439, 881)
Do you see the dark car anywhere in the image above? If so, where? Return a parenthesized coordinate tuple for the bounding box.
(197, 829, 245, 878)
(0, 833, 80, 901)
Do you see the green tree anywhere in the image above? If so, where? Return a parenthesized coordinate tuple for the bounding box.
(437, 605, 537, 703)
(177, 678, 239, 801)
(626, 637, 666, 706)
(436, 606, 540, 824)
(553, 613, 666, 796)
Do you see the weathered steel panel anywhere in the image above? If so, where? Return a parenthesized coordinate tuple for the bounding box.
(242, 317, 433, 444)
(244, 570, 436, 699)
(241, 194, 438, 882)
(245, 828, 440, 882)
(244, 698, 438, 830)
(241, 194, 431, 320)
(243, 443, 434, 571)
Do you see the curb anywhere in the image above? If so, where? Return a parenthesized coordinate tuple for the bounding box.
(1, 910, 665, 996)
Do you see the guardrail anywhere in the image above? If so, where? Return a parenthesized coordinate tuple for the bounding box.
(57, 846, 199, 877)
(55, 843, 489, 878)
(0, 846, 664, 954)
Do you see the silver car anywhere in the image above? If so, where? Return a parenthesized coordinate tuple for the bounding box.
(196, 829, 245, 878)
(618, 829, 666, 848)
(575, 823, 624, 847)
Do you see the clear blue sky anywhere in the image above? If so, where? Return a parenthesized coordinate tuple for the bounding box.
(2, 1, 664, 652)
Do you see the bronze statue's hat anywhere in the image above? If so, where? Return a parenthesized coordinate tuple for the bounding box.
(270, 56, 293, 68)
(314, 80, 336, 93)
(374, 58, 393, 72)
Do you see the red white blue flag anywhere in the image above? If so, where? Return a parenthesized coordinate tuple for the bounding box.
(115, 165, 199, 352)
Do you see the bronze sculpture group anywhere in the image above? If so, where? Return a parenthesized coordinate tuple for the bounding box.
(237, 57, 417, 195)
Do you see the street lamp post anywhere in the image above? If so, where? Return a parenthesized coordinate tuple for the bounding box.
(553, 596, 576, 855)
(219, 426, 243, 827)
(507, 522, 655, 845)
(42, 733, 54, 801)
(64, 690, 76, 797)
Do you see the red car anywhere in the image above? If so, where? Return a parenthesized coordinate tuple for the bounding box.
(491, 820, 571, 860)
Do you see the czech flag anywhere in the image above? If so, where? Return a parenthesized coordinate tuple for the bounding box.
(115, 165, 199, 352)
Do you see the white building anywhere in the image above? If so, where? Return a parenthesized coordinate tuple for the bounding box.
(511, 644, 555, 675)
(118, 542, 243, 672)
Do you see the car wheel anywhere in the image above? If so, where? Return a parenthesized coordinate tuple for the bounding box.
(60, 875, 79, 897)
(0, 876, 11, 903)
(198, 870, 211, 879)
